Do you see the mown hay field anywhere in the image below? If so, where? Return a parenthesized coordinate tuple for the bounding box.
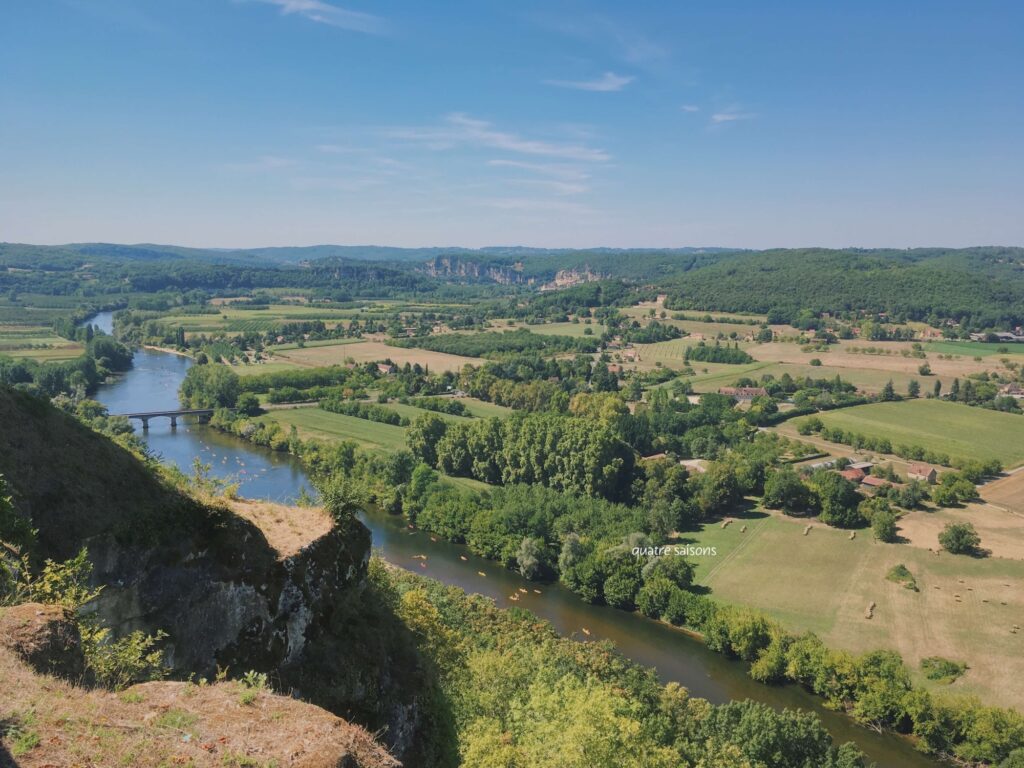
(272, 340, 482, 373)
(683, 510, 1024, 709)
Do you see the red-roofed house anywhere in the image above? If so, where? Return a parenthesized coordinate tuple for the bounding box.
(907, 464, 937, 484)
(839, 468, 866, 482)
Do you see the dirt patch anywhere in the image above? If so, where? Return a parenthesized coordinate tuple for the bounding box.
(983, 471, 1024, 515)
(228, 500, 333, 559)
(0, 645, 399, 768)
(897, 504, 1024, 560)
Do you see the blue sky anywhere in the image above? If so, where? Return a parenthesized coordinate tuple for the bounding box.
(1, 0, 1022, 248)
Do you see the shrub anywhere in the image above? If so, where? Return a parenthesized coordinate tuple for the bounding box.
(872, 510, 899, 543)
(885, 563, 918, 591)
(921, 656, 967, 684)
(938, 522, 981, 555)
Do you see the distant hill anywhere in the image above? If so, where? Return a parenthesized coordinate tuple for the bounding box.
(657, 247, 1024, 325)
(3, 241, 1024, 325)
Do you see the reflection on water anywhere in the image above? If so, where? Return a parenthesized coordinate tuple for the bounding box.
(88, 333, 938, 768)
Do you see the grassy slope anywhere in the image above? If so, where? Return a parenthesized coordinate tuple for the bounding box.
(264, 408, 409, 451)
(0, 386, 212, 560)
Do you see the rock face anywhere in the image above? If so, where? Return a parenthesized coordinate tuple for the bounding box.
(422, 255, 531, 285)
(0, 602, 84, 680)
(84, 514, 371, 677)
(539, 267, 603, 291)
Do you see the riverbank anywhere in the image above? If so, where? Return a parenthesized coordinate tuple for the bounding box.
(143, 344, 193, 358)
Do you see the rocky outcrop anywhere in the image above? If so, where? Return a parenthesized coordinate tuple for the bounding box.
(83, 514, 371, 677)
(539, 267, 603, 291)
(422, 255, 531, 285)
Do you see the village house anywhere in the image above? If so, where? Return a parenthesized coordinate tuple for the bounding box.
(718, 386, 769, 401)
(847, 461, 874, 471)
(377, 363, 396, 375)
(999, 383, 1024, 399)
(838, 467, 866, 483)
(861, 475, 901, 490)
(907, 463, 938, 484)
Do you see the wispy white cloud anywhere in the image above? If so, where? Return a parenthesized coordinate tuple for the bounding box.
(315, 143, 363, 154)
(532, 14, 669, 69)
(222, 155, 295, 171)
(243, 0, 387, 35)
(710, 109, 755, 124)
(482, 197, 595, 215)
(289, 175, 386, 191)
(544, 71, 634, 92)
(391, 113, 610, 162)
(509, 178, 585, 193)
(486, 159, 590, 182)
(681, 104, 700, 113)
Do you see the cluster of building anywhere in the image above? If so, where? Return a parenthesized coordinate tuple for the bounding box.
(838, 460, 937, 490)
(969, 331, 1024, 343)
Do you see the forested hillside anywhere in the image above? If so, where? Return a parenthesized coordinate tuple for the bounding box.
(659, 247, 1024, 326)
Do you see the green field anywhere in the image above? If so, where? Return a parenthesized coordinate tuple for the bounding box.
(266, 338, 362, 352)
(800, 399, 1024, 467)
(381, 401, 474, 424)
(527, 321, 607, 338)
(160, 304, 362, 334)
(264, 408, 408, 451)
(455, 397, 514, 419)
(0, 325, 84, 362)
(923, 340, 1024, 358)
(232, 361, 305, 377)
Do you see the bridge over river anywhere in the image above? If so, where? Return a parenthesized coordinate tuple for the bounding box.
(116, 408, 217, 429)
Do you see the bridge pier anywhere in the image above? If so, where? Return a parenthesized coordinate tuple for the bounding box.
(118, 408, 221, 430)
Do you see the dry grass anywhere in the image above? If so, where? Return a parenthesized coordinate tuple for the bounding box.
(983, 471, 1024, 515)
(228, 500, 333, 558)
(0, 647, 398, 768)
(897, 503, 1024, 561)
(689, 511, 1024, 709)
(747, 338, 1024, 394)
